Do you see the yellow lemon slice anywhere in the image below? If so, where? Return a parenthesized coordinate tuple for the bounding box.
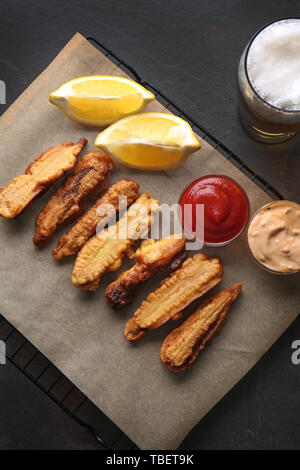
(49, 76, 155, 126)
(94, 112, 201, 170)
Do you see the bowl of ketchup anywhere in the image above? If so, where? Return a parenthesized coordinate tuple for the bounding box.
(179, 175, 250, 246)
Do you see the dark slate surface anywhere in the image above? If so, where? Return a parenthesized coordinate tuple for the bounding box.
(0, 0, 299, 450)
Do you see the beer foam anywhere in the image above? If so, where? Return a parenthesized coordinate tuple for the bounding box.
(247, 19, 300, 110)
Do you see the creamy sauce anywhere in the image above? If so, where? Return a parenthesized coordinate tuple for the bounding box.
(248, 201, 300, 273)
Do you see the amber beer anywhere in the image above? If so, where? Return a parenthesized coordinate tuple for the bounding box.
(238, 18, 300, 143)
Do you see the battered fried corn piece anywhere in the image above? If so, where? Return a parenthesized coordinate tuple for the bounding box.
(105, 234, 186, 309)
(52, 179, 140, 260)
(161, 283, 242, 372)
(125, 253, 223, 341)
(0, 139, 87, 218)
(72, 193, 160, 291)
(33, 151, 113, 246)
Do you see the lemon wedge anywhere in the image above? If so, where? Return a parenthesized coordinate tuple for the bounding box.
(49, 76, 155, 126)
(94, 112, 201, 170)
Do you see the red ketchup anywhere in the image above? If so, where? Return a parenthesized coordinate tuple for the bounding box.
(179, 175, 249, 245)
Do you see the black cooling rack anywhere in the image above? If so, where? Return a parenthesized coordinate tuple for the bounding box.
(0, 36, 283, 451)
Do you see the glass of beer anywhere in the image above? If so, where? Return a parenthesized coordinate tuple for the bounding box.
(238, 18, 300, 143)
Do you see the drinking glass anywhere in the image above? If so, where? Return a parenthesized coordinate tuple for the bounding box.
(237, 18, 300, 143)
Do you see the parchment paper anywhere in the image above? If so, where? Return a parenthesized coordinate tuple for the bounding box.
(0, 33, 299, 450)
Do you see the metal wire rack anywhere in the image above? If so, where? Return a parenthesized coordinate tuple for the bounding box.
(0, 36, 283, 451)
(0, 315, 137, 450)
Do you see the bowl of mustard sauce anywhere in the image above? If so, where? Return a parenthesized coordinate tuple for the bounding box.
(247, 200, 300, 274)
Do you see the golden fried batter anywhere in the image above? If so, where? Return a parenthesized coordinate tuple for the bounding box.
(124, 317, 144, 342)
(161, 283, 242, 372)
(125, 253, 223, 341)
(52, 179, 140, 260)
(105, 234, 186, 309)
(0, 139, 87, 218)
(72, 193, 160, 291)
(33, 151, 113, 246)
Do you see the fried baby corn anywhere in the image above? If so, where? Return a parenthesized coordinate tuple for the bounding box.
(0, 139, 87, 218)
(72, 193, 160, 291)
(33, 151, 113, 246)
(52, 179, 140, 260)
(105, 234, 186, 309)
(124, 253, 223, 341)
(160, 283, 242, 372)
